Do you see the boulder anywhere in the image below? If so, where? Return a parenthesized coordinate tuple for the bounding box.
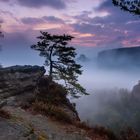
(0, 65, 45, 99)
(0, 65, 80, 122)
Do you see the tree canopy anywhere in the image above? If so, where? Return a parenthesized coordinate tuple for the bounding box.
(0, 25, 4, 38)
(31, 31, 88, 98)
(112, 0, 140, 15)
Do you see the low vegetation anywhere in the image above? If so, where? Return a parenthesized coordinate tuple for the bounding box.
(36, 77, 68, 105)
(0, 108, 11, 119)
(75, 121, 118, 140)
(32, 101, 72, 124)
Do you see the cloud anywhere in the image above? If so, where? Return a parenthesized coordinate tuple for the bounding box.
(43, 16, 64, 24)
(21, 17, 44, 25)
(21, 16, 64, 26)
(1, 0, 139, 48)
(0, 0, 10, 2)
(0, 19, 3, 23)
(71, 0, 140, 47)
(17, 0, 66, 9)
(0, 0, 67, 9)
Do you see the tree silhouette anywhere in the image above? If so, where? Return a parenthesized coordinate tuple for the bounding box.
(0, 25, 4, 67)
(0, 25, 4, 39)
(112, 0, 140, 15)
(31, 31, 88, 97)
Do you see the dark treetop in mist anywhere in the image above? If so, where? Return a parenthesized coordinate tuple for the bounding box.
(112, 0, 140, 15)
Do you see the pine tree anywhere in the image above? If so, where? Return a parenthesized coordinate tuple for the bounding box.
(112, 0, 140, 15)
(31, 31, 88, 98)
(0, 25, 4, 38)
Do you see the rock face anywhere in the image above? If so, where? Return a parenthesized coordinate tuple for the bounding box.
(0, 65, 85, 140)
(97, 46, 140, 70)
(0, 65, 46, 99)
(0, 65, 79, 122)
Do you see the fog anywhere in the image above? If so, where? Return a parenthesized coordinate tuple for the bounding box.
(1, 43, 140, 132)
(73, 51, 140, 132)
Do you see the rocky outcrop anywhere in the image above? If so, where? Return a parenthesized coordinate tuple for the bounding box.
(0, 65, 79, 122)
(0, 65, 45, 99)
(0, 65, 119, 140)
(0, 106, 90, 140)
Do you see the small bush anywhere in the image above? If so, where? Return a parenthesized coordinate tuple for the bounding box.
(75, 122, 118, 140)
(0, 109, 11, 119)
(32, 101, 72, 124)
(120, 127, 140, 140)
(75, 121, 91, 131)
(36, 78, 68, 105)
(93, 125, 118, 140)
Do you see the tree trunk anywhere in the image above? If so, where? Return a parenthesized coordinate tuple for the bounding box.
(49, 61, 53, 81)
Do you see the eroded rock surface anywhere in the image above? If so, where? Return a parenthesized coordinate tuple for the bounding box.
(0, 65, 45, 99)
(0, 65, 91, 140)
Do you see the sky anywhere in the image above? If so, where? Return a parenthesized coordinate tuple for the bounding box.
(0, 0, 140, 66)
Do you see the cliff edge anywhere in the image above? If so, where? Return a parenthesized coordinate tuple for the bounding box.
(0, 65, 116, 140)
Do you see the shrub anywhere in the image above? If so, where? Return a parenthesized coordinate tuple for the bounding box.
(120, 127, 140, 140)
(75, 121, 91, 131)
(36, 77, 68, 105)
(93, 125, 118, 140)
(32, 101, 72, 124)
(0, 109, 11, 119)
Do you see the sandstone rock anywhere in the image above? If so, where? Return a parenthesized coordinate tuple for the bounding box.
(0, 118, 38, 140)
(0, 65, 45, 99)
(0, 65, 80, 124)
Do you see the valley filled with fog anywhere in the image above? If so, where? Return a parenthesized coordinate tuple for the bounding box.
(73, 50, 140, 133)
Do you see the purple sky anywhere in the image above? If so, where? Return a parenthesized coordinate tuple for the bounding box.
(1, 0, 140, 47)
(0, 0, 140, 66)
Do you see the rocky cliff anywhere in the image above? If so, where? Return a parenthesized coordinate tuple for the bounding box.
(0, 65, 79, 120)
(0, 65, 116, 140)
(0, 65, 90, 140)
(0, 65, 45, 98)
(97, 46, 140, 70)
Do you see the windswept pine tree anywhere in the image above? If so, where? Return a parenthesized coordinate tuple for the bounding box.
(112, 0, 140, 15)
(31, 31, 88, 98)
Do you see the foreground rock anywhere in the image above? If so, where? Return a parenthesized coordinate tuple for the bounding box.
(0, 65, 117, 140)
(1, 106, 90, 140)
(0, 65, 88, 140)
(0, 65, 45, 99)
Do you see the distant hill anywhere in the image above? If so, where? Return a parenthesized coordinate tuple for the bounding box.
(77, 54, 90, 62)
(97, 46, 140, 69)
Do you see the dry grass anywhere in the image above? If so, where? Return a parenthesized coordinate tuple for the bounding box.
(75, 121, 118, 140)
(32, 101, 72, 124)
